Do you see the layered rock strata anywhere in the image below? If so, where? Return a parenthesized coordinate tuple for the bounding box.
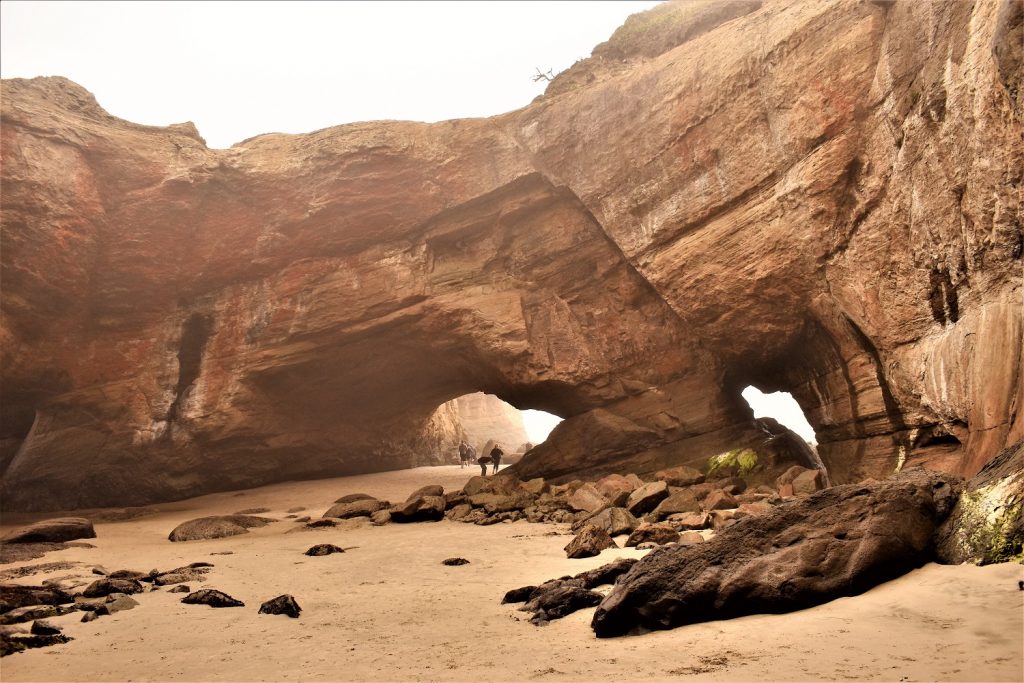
(1, 0, 1021, 509)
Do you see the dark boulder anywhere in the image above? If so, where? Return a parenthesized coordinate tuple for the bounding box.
(520, 581, 602, 623)
(304, 544, 344, 556)
(258, 594, 301, 618)
(390, 495, 445, 523)
(501, 585, 538, 604)
(591, 469, 959, 637)
(81, 578, 144, 597)
(573, 558, 638, 589)
(305, 519, 336, 528)
(30, 619, 61, 635)
(1, 518, 96, 544)
(442, 557, 470, 566)
(1, 632, 72, 656)
(564, 525, 617, 559)
(168, 515, 276, 542)
(181, 589, 245, 608)
(0, 585, 73, 613)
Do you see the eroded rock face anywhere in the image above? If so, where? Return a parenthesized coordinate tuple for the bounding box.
(1, 0, 1020, 509)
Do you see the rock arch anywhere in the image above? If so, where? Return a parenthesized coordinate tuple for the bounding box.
(2, 0, 1021, 509)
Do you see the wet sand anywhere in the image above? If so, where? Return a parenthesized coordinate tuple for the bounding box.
(1, 465, 1021, 682)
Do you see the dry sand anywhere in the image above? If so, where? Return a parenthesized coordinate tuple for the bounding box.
(1, 465, 1021, 682)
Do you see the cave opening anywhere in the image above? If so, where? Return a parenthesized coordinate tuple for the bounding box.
(449, 392, 562, 466)
(741, 385, 818, 446)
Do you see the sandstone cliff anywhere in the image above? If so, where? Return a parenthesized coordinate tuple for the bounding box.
(1, 0, 1021, 509)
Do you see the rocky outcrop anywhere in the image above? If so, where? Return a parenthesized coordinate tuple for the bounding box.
(591, 469, 959, 637)
(936, 439, 1023, 565)
(1, 0, 1020, 509)
(1, 518, 95, 544)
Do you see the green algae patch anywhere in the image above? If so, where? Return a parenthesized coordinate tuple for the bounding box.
(954, 480, 1023, 565)
(706, 448, 759, 478)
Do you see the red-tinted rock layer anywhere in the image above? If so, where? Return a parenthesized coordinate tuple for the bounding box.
(1, 0, 1021, 509)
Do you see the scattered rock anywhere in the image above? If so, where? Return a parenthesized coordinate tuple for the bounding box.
(407, 485, 444, 499)
(322, 498, 388, 520)
(572, 558, 638, 589)
(370, 510, 391, 526)
(564, 525, 617, 559)
(625, 523, 680, 547)
(626, 482, 670, 516)
(652, 489, 701, 519)
(168, 585, 191, 593)
(233, 507, 271, 515)
(1, 518, 96, 544)
(567, 484, 609, 514)
(502, 585, 537, 604)
(665, 511, 710, 530)
(702, 490, 738, 511)
(792, 469, 825, 495)
(258, 594, 301, 618)
(81, 578, 143, 597)
(210, 551, 234, 555)
(1, 632, 72, 655)
(294, 516, 311, 523)
(442, 558, 470, 566)
(181, 589, 245, 608)
(0, 585, 73, 613)
(520, 478, 548, 495)
(168, 515, 276, 542)
(390, 495, 445, 523)
(333, 493, 375, 504)
(286, 507, 307, 513)
(104, 593, 139, 614)
(520, 581, 602, 623)
(305, 519, 336, 528)
(80, 610, 103, 623)
(573, 507, 639, 536)
(305, 544, 344, 556)
(654, 466, 705, 487)
(0, 605, 71, 625)
(591, 469, 959, 637)
(678, 531, 705, 545)
(461, 476, 493, 497)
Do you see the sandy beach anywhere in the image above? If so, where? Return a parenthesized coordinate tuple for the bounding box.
(1, 465, 1021, 683)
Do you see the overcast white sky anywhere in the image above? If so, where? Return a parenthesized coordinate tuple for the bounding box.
(1, 0, 659, 148)
(1, 0, 816, 446)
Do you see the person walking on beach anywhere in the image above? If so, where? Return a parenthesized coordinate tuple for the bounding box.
(490, 444, 503, 474)
(458, 440, 469, 468)
(476, 452, 492, 477)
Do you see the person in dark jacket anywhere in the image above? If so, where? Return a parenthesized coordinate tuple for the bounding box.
(489, 445, 503, 474)
(476, 453, 492, 477)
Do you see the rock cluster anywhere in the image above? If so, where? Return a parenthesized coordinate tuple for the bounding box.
(168, 515, 277, 542)
(590, 469, 959, 637)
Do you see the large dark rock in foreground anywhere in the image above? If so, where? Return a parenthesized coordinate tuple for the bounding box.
(1, 518, 96, 544)
(591, 469, 959, 638)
